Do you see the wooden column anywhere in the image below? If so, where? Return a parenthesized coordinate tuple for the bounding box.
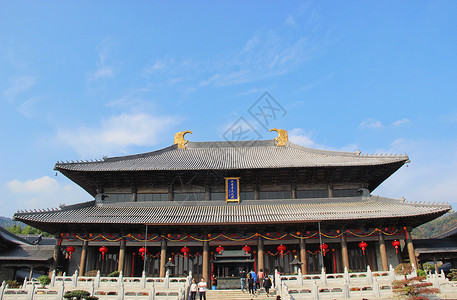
(378, 234, 388, 271)
(79, 240, 88, 275)
(202, 241, 210, 281)
(341, 235, 349, 271)
(118, 240, 126, 272)
(299, 238, 308, 274)
(406, 229, 417, 267)
(159, 239, 167, 277)
(257, 239, 265, 273)
(52, 234, 62, 274)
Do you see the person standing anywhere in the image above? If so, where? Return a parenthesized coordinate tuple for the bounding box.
(250, 270, 258, 292)
(240, 270, 246, 292)
(263, 275, 272, 297)
(198, 277, 207, 300)
(190, 279, 197, 300)
(258, 268, 265, 290)
(247, 273, 255, 295)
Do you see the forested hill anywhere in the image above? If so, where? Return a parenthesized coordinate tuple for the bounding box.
(0, 216, 25, 228)
(412, 212, 457, 239)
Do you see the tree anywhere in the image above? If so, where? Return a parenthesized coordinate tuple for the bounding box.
(392, 263, 439, 300)
(38, 275, 50, 288)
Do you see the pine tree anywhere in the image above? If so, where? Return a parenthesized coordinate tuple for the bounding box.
(392, 263, 439, 300)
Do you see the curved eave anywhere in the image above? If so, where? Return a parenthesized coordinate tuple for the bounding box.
(13, 197, 450, 234)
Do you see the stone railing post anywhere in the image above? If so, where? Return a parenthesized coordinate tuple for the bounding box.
(72, 270, 79, 287)
(164, 270, 170, 289)
(320, 268, 327, 285)
(95, 270, 101, 288)
(50, 270, 56, 287)
(373, 277, 381, 298)
(150, 283, 156, 300)
(27, 281, 35, 300)
(119, 270, 123, 287)
(344, 266, 350, 284)
(311, 280, 319, 300)
(58, 281, 65, 299)
(22, 277, 28, 289)
(432, 274, 442, 293)
(1, 281, 6, 300)
(119, 281, 125, 300)
(367, 265, 373, 283)
(343, 280, 350, 298)
(90, 280, 95, 296)
(298, 268, 304, 286)
(141, 270, 146, 289)
(388, 265, 395, 282)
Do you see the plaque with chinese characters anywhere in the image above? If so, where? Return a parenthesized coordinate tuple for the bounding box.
(225, 177, 240, 203)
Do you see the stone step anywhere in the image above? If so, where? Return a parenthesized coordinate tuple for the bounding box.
(205, 289, 276, 300)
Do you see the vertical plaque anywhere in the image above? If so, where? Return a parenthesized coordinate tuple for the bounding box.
(225, 177, 240, 203)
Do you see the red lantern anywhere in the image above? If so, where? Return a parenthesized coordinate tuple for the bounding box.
(99, 246, 108, 259)
(319, 243, 329, 256)
(242, 245, 251, 254)
(277, 244, 286, 258)
(359, 241, 368, 255)
(66, 246, 75, 259)
(216, 246, 225, 254)
(139, 247, 147, 259)
(392, 240, 401, 254)
(181, 246, 190, 259)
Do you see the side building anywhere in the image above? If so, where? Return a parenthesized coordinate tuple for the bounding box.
(13, 130, 451, 282)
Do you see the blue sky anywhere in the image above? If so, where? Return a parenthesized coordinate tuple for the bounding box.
(1, 1, 456, 218)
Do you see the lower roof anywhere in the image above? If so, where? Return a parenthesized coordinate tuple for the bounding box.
(13, 196, 450, 233)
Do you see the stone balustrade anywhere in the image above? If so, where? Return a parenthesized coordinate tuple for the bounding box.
(0, 270, 191, 300)
(274, 265, 455, 299)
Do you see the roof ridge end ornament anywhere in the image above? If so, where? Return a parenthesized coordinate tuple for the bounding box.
(174, 130, 193, 149)
(270, 128, 288, 147)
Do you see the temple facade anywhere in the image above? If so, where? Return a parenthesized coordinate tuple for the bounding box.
(13, 130, 451, 284)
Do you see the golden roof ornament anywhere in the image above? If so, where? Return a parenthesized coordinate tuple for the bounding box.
(270, 128, 288, 147)
(174, 130, 192, 149)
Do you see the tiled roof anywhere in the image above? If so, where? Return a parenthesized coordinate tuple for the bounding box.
(14, 196, 449, 226)
(0, 226, 31, 245)
(54, 140, 409, 172)
(0, 245, 54, 261)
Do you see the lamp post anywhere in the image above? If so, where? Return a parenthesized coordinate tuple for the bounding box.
(289, 255, 303, 274)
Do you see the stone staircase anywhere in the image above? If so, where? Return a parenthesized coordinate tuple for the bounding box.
(206, 289, 277, 300)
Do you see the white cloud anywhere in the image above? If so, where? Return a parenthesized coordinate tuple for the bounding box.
(89, 41, 114, 81)
(360, 118, 383, 129)
(392, 118, 410, 127)
(288, 128, 315, 147)
(57, 112, 178, 157)
(285, 15, 297, 27)
(372, 139, 457, 209)
(142, 58, 173, 76)
(7, 176, 90, 211)
(17, 96, 41, 117)
(3, 76, 35, 102)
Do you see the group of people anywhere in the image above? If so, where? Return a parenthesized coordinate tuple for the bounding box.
(241, 268, 273, 296)
(189, 277, 208, 300)
(189, 269, 274, 299)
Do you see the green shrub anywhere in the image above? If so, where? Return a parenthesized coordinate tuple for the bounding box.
(63, 290, 98, 300)
(417, 269, 427, 277)
(38, 275, 50, 287)
(107, 271, 119, 277)
(6, 280, 20, 288)
(447, 269, 457, 281)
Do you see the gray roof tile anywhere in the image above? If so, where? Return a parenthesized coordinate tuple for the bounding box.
(14, 196, 450, 226)
(55, 140, 409, 172)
